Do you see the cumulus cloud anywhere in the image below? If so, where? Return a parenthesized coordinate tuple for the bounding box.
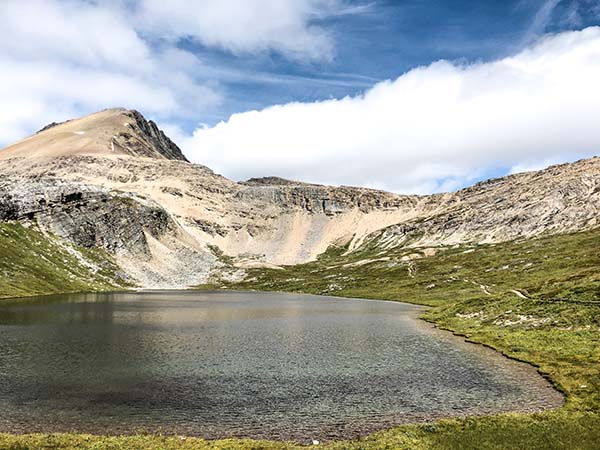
(0, 0, 225, 145)
(134, 0, 342, 60)
(0, 0, 348, 146)
(0, 0, 150, 71)
(184, 27, 600, 193)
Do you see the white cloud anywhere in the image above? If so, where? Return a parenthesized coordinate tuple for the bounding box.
(184, 27, 600, 193)
(134, 0, 344, 60)
(0, 58, 182, 142)
(0, 0, 223, 146)
(509, 157, 566, 174)
(0, 0, 151, 71)
(0, 0, 347, 146)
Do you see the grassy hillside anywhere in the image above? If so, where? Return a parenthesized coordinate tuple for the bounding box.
(0, 222, 132, 299)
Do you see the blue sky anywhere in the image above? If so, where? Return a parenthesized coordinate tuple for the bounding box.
(1, 0, 600, 193)
(183, 0, 600, 127)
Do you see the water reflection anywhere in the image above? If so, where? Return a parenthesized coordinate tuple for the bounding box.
(0, 290, 562, 442)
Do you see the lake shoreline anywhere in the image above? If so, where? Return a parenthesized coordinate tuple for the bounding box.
(0, 289, 565, 444)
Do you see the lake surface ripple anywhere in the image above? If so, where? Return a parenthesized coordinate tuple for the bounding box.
(0, 291, 562, 441)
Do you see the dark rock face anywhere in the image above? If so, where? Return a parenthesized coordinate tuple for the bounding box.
(47, 198, 175, 258)
(242, 176, 304, 186)
(36, 121, 66, 134)
(236, 185, 418, 215)
(0, 182, 103, 221)
(0, 180, 176, 258)
(191, 218, 229, 237)
(118, 110, 189, 162)
(0, 193, 18, 221)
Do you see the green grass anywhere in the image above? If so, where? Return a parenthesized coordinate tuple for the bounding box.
(1, 227, 599, 449)
(215, 228, 600, 448)
(1, 412, 598, 450)
(0, 222, 132, 299)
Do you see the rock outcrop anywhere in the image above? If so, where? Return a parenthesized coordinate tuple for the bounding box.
(1, 108, 598, 289)
(115, 109, 188, 161)
(242, 176, 307, 186)
(0, 178, 216, 288)
(375, 157, 600, 249)
(0, 108, 188, 161)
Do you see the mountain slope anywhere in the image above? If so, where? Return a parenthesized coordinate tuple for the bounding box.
(0, 108, 598, 291)
(374, 157, 600, 249)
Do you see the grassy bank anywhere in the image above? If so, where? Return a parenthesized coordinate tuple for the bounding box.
(0, 412, 599, 450)
(1, 228, 598, 449)
(0, 222, 131, 299)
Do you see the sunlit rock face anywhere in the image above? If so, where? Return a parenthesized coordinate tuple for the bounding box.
(1, 108, 598, 288)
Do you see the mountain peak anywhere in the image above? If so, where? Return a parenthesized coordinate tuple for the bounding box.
(0, 108, 188, 162)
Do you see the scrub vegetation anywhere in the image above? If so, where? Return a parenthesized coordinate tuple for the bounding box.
(1, 228, 599, 449)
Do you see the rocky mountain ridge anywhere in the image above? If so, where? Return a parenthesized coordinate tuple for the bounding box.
(0, 108, 188, 162)
(0, 108, 598, 289)
(374, 157, 600, 249)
